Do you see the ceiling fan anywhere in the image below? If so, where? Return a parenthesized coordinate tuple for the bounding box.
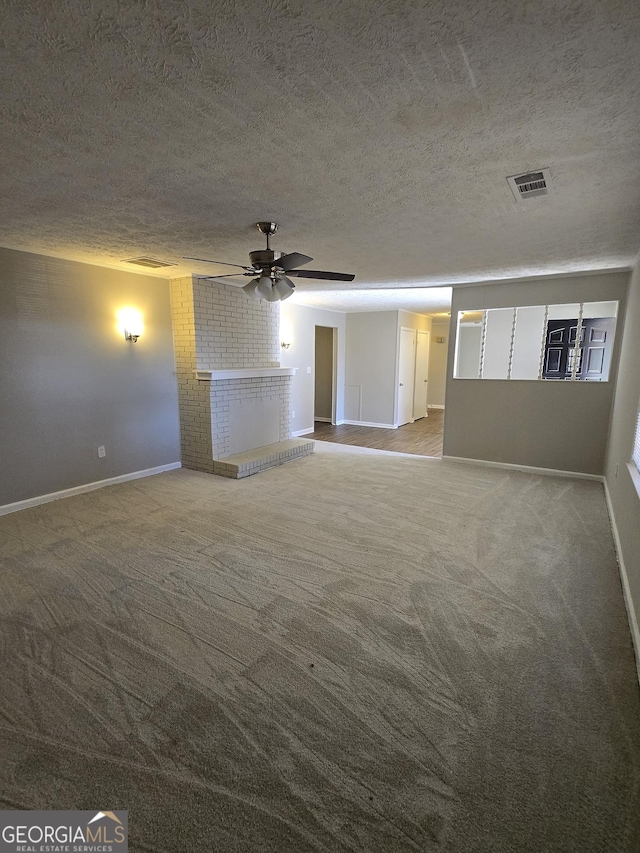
(184, 222, 355, 302)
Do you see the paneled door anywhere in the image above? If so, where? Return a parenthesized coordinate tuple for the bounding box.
(579, 318, 616, 381)
(398, 328, 416, 426)
(413, 330, 430, 419)
(542, 317, 615, 380)
(542, 319, 575, 379)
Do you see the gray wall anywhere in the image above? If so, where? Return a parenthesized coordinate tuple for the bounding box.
(604, 261, 640, 668)
(343, 310, 431, 426)
(0, 248, 180, 505)
(443, 271, 629, 474)
(345, 312, 398, 425)
(280, 303, 346, 433)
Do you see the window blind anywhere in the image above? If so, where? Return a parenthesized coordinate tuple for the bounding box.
(633, 411, 640, 473)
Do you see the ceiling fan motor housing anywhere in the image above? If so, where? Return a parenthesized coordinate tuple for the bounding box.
(249, 249, 283, 270)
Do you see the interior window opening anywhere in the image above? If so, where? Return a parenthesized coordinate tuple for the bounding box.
(453, 301, 618, 382)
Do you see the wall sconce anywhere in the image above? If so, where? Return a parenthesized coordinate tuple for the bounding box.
(279, 319, 293, 350)
(125, 329, 141, 343)
(118, 308, 144, 343)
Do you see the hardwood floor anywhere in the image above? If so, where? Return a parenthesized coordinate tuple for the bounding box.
(308, 409, 444, 457)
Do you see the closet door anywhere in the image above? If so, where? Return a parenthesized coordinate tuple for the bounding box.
(397, 328, 416, 426)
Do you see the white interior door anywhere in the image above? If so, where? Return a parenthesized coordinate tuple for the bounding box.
(398, 328, 416, 426)
(413, 330, 430, 419)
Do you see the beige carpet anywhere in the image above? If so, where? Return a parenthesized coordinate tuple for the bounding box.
(1, 443, 639, 852)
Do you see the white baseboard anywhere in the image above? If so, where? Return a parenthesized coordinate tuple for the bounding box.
(0, 462, 182, 517)
(428, 404, 445, 410)
(292, 427, 315, 437)
(442, 455, 604, 482)
(314, 417, 332, 423)
(603, 480, 640, 687)
(342, 420, 398, 429)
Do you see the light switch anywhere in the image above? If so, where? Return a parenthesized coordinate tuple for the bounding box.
(307, 366, 312, 374)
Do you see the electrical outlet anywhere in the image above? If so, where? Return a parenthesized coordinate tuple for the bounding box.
(97, 445, 106, 458)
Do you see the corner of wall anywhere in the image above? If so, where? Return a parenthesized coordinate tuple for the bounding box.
(170, 276, 214, 472)
(603, 262, 640, 684)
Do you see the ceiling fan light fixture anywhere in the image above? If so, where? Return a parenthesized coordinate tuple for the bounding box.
(264, 287, 281, 303)
(256, 274, 277, 301)
(273, 276, 295, 301)
(242, 278, 262, 298)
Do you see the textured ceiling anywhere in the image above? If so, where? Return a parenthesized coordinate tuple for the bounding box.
(2, 0, 640, 309)
(280, 285, 452, 314)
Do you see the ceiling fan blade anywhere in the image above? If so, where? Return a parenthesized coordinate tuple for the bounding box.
(184, 256, 253, 270)
(286, 269, 355, 281)
(275, 252, 313, 271)
(198, 273, 252, 280)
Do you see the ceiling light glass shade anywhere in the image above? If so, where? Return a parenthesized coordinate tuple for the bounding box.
(257, 275, 279, 301)
(273, 276, 295, 301)
(264, 287, 281, 302)
(242, 278, 262, 298)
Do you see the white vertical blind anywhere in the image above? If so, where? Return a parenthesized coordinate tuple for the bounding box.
(482, 308, 513, 379)
(511, 305, 546, 380)
(632, 411, 640, 473)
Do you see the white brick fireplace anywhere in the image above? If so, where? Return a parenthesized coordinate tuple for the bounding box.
(199, 371, 294, 459)
(170, 276, 295, 472)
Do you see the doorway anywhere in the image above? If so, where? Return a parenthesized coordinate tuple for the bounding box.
(314, 326, 337, 424)
(309, 323, 443, 456)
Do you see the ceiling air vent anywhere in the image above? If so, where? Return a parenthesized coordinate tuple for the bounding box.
(506, 168, 551, 203)
(123, 257, 177, 269)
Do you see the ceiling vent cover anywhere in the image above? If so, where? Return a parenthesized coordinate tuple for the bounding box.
(123, 257, 177, 269)
(507, 168, 551, 202)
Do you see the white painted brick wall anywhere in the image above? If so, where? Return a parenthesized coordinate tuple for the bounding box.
(210, 376, 293, 459)
(170, 277, 214, 473)
(192, 279, 280, 369)
(170, 276, 291, 468)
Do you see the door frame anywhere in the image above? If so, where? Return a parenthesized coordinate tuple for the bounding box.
(331, 327, 338, 424)
(314, 325, 338, 425)
(395, 326, 417, 427)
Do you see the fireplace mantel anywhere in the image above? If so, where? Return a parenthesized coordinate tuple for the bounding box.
(195, 367, 296, 381)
